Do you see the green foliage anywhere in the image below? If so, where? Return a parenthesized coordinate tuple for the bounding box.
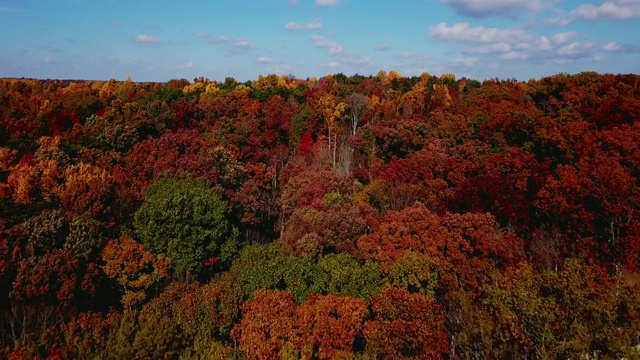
(387, 251, 438, 296)
(232, 242, 318, 303)
(289, 105, 313, 151)
(232, 243, 380, 303)
(134, 177, 238, 278)
(483, 260, 639, 358)
(322, 190, 344, 206)
(315, 253, 381, 300)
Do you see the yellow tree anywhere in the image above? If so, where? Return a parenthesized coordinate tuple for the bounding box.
(401, 80, 428, 116)
(317, 94, 347, 169)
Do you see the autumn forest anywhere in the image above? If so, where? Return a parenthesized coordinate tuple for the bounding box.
(1, 71, 639, 359)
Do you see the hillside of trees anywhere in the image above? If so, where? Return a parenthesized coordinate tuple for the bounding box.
(1, 71, 639, 359)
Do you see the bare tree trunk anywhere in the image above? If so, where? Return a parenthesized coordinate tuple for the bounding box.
(332, 134, 337, 169)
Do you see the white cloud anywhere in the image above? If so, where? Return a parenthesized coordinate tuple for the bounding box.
(400, 51, 413, 58)
(572, 0, 640, 20)
(433, 23, 599, 64)
(374, 44, 392, 51)
(196, 32, 229, 43)
(311, 34, 343, 55)
(265, 63, 293, 75)
(428, 22, 529, 43)
(327, 61, 340, 68)
(546, 0, 640, 25)
(553, 58, 574, 64)
(501, 51, 528, 60)
(285, 21, 303, 30)
(196, 33, 251, 54)
(234, 38, 251, 48)
(551, 32, 577, 44)
(603, 42, 623, 51)
(285, 19, 323, 31)
(557, 42, 595, 58)
(453, 57, 479, 66)
(439, 0, 547, 19)
(256, 56, 274, 64)
(309, 33, 372, 71)
(545, 16, 575, 26)
(316, 0, 338, 8)
(601, 41, 640, 52)
(134, 34, 161, 46)
(463, 42, 513, 55)
(175, 61, 194, 70)
(341, 54, 372, 65)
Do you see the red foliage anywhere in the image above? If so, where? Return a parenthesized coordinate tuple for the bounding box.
(450, 146, 550, 230)
(11, 250, 79, 303)
(364, 287, 449, 359)
(119, 129, 219, 199)
(234, 290, 299, 360)
(298, 133, 314, 155)
(283, 202, 374, 257)
(357, 203, 524, 290)
(296, 294, 368, 359)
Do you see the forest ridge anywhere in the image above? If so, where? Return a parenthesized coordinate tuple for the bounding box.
(0, 71, 640, 359)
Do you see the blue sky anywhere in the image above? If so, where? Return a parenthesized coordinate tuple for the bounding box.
(1, 0, 639, 81)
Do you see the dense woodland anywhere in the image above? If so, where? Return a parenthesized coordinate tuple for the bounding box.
(0, 71, 639, 359)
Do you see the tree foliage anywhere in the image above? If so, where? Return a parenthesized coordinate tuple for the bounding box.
(133, 177, 237, 278)
(0, 73, 639, 358)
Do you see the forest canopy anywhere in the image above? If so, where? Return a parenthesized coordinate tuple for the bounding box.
(0, 71, 639, 359)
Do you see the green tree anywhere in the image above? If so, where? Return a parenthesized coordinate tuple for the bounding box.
(315, 253, 381, 300)
(133, 178, 238, 280)
(231, 242, 318, 304)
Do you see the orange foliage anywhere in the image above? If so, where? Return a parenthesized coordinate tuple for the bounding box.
(100, 236, 170, 307)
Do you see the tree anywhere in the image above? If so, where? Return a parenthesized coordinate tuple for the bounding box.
(133, 177, 238, 280)
(316, 94, 347, 169)
(357, 203, 524, 292)
(346, 93, 368, 136)
(100, 236, 170, 307)
(364, 286, 449, 359)
(234, 290, 299, 360)
(296, 294, 368, 359)
(484, 260, 640, 358)
(315, 253, 381, 300)
(230, 241, 319, 304)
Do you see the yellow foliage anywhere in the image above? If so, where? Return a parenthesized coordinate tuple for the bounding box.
(63, 162, 112, 191)
(278, 74, 290, 88)
(205, 83, 221, 95)
(440, 73, 456, 82)
(252, 74, 280, 91)
(7, 160, 38, 203)
(234, 84, 251, 93)
(433, 84, 453, 107)
(182, 82, 205, 94)
(99, 79, 118, 100)
(387, 70, 403, 82)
